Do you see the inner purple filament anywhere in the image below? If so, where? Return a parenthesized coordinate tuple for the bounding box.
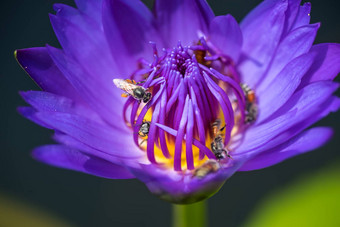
(122, 41, 246, 171)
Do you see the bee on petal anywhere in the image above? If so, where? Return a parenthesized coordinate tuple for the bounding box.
(210, 119, 231, 160)
(113, 79, 152, 103)
(193, 160, 220, 179)
(241, 83, 258, 123)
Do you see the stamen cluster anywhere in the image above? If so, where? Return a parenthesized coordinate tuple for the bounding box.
(122, 42, 246, 171)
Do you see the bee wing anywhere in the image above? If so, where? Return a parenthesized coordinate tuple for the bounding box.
(113, 79, 125, 89)
(113, 79, 137, 96)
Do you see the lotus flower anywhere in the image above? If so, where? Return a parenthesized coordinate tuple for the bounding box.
(16, 0, 340, 204)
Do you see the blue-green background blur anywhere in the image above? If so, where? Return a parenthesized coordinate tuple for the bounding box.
(1, 0, 339, 226)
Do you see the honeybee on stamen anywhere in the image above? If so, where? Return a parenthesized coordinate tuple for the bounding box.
(210, 119, 231, 160)
(136, 120, 150, 146)
(193, 41, 212, 67)
(138, 121, 150, 137)
(113, 78, 152, 103)
(241, 83, 258, 123)
(194, 49, 212, 67)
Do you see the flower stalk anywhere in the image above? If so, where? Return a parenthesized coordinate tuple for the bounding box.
(172, 201, 207, 227)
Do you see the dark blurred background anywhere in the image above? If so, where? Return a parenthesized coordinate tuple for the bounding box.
(0, 0, 339, 226)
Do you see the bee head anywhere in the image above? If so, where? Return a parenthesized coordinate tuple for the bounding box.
(143, 92, 152, 103)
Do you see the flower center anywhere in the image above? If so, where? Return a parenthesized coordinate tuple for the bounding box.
(117, 40, 251, 172)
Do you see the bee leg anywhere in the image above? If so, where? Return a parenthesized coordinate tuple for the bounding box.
(121, 93, 129, 98)
(215, 153, 224, 160)
(138, 132, 146, 137)
(134, 131, 143, 135)
(223, 149, 232, 159)
(136, 80, 146, 85)
(139, 139, 147, 146)
(125, 79, 136, 84)
(220, 124, 226, 132)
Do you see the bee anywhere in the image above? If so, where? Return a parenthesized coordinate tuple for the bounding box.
(193, 41, 212, 67)
(136, 120, 150, 146)
(138, 121, 150, 137)
(241, 83, 258, 123)
(193, 160, 220, 179)
(113, 79, 152, 103)
(194, 49, 208, 64)
(210, 119, 231, 160)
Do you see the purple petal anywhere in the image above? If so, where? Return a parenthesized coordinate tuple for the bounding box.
(50, 6, 121, 76)
(232, 109, 298, 158)
(33, 145, 134, 179)
(257, 53, 315, 122)
(258, 23, 319, 91)
(46, 45, 124, 126)
(239, 127, 333, 171)
(74, 0, 103, 24)
(53, 132, 126, 165)
(239, 0, 288, 87)
(102, 0, 162, 74)
(291, 2, 311, 30)
(34, 111, 143, 159)
(233, 81, 339, 157)
(282, 0, 301, 35)
(300, 43, 340, 88)
(19, 105, 139, 163)
(154, 0, 214, 47)
(259, 96, 340, 155)
(209, 14, 243, 62)
(127, 160, 241, 204)
(19, 91, 103, 122)
(15, 48, 82, 102)
(17, 107, 52, 129)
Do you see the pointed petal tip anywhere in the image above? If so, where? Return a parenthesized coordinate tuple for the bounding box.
(17, 106, 30, 115)
(18, 90, 27, 98)
(53, 3, 63, 13)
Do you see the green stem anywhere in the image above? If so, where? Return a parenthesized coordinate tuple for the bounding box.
(172, 201, 207, 227)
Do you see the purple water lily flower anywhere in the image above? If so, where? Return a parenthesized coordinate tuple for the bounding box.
(16, 0, 340, 204)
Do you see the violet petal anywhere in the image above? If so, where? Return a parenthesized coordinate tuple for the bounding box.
(258, 23, 319, 91)
(46, 45, 123, 126)
(102, 0, 162, 74)
(300, 43, 340, 87)
(239, 0, 287, 87)
(15, 48, 82, 102)
(239, 127, 333, 171)
(209, 14, 243, 62)
(33, 145, 135, 179)
(257, 53, 315, 123)
(291, 2, 311, 30)
(34, 111, 143, 159)
(234, 81, 339, 157)
(154, 0, 214, 47)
